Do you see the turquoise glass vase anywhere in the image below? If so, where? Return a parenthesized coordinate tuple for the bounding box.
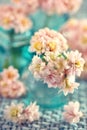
(30, 9, 69, 31)
(22, 71, 68, 109)
(0, 28, 34, 74)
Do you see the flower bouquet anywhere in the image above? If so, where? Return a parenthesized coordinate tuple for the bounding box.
(22, 28, 85, 109)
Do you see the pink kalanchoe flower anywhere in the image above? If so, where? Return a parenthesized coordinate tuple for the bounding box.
(63, 101, 83, 123)
(39, 0, 82, 15)
(0, 66, 26, 98)
(0, 80, 11, 98)
(29, 52, 67, 88)
(44, 51, 68, 72)
(14, 14, 32, 33)
(1, 66, 19, 82)
(41, 62, 64, 88)
(8, 81, 26, 98)
(22, 102, 40, 122)
(0, 5, 32, 33)
(29, 55, 46, 79)
(0, 5, 14, 30)
(0, 79, 26, 98)
(62, 77, 79, 96)
(67, 50, 85, 77)
(12, 0, 39, 15)
(4, 102, 24, 122)
(30, 28, 68, 54)
(61, 19, 87, 79)
(60, 67, 80, 95)
(60, 19, 87, 52)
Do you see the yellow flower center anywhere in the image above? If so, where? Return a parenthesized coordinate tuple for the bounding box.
(50, 54, 55, 61)
(21, 18, 28, 27)
(35, 64, 41, 71)
(47, 42, 56, 51)
(2, 82, 8, 87)
(83, 26, 87, 31)
(56, 60, 64, 70)
(75, 61, 81, 67)
(68, 19, 77, 26)
(6, 72, 15, 79)
(82, 36, 87, 44)
(33, 42, 42, 51)
(10, 107, 19, 117)
(65, 78, 70, 88)
(3, 17, 11, 25)
(13, 0, 20, 3)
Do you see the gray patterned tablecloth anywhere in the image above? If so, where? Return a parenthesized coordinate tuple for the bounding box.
(0, 80, 87, 130)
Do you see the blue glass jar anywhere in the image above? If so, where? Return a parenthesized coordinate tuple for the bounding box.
(30, 9, 69, 31)
(0, 27, 34, 74)
(22, 71, 68, 109)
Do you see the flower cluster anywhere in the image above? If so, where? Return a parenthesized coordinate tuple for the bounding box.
(4, 102, 40, 123)
(0, 5, 32, 33)
(60, 19, 87, 79)
(29, 28, 85, 96)
(63, 101, 83, 123)
(12, 0, 39, 15)
(0, 66, 26, 98)
(39, 0, 82, 15)
(3, 101, 83, 124)
(30, 28, 68, 54)
(12, 0, 82, 15)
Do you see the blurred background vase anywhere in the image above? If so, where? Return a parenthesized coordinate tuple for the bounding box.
(22, 71, 68, 109)
(30, 9, 69, 31)
(0, 27, 34, 74)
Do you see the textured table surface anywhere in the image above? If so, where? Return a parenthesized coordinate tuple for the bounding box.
(0, 80, 87, 130)
(0, 0, 87, 130)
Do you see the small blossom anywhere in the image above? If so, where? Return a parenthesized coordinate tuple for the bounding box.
(4, 103, 24, 122)
(14, 15, 32, 33)
(29, 55, 46, 79)
(61, 19, 87, 79)
(39, 0, 82, 15)
(8, 81, 26, 98)
(61, 19, 87, 53)
(63, 101, 83, 123)
(0, 5, 32, 33)
(41, 62, 64, 88)
(0, 80, 11, 98)
(12, 0, 39, 15)
(30, 28, 68, 54)
(67, 50, 85, 76)
(22, 102, 40, 122)
(0, 80, 26, 98)
(1, 66, 19, 82)
(62, 77, 79, 96)
(0, 66, 26, 98)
